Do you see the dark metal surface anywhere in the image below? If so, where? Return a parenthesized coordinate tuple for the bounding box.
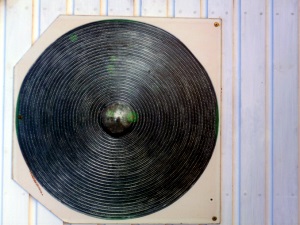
(16, 20, 219, 219)
(100, 102, 135, 136)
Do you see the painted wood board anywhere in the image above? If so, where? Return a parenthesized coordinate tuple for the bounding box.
(2, 0, 32, 224)
(108, 0, 134, 16)
(40, 0, 66, 33)
(74, 0, 100, 15)
(175, 0, 200, 18)
(0, 0, 5, 222)
(0, 0, 299, 224)
(37, 203, 62, 225)
(208, 1, 233, 225)
(240, 2, 267, 225)
(141, 0, 167, 17)
(273, 0, 299, 224)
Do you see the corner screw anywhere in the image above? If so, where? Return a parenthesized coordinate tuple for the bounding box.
(212, 216, 217, 221)
(214, 22, 220, 27)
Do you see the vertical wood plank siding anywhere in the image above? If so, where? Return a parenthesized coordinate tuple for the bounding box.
(0, 1, 298, 224)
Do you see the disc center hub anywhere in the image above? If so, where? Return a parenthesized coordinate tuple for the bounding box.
(100, 102, 136, 136)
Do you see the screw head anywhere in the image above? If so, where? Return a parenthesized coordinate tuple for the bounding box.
(18, 114, 23, 120)
(214, 22, 220, 27)
(212, 216, 217, 221)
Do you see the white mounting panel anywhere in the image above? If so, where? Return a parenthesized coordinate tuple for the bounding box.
(13, 16, 222, 224)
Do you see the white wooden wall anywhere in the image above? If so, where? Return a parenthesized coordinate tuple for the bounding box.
(0, 0, 299, 225)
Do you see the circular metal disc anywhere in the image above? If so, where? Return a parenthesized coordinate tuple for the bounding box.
(16, 20, 219, 219)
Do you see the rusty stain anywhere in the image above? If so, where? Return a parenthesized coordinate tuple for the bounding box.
(30, 171, 43, 196)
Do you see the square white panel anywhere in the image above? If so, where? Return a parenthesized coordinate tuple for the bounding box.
(13, 16, 221, 224)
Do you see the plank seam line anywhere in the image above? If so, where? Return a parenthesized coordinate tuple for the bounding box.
(106, 0, 108, 16)
(0, 0, 7, 223)
(200, 0, 208, 18)
(298, 0, 300, 223)
(265, 0, 274, 224)
(66, 0, 74, 15)
(173, 0, 175, 17)
(133, 0, 141, 17)
(139, 0, 142, 16)
(205, 0, 208, 18)
(237, 0, 242, 221)
(168, 0, 175, 17)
